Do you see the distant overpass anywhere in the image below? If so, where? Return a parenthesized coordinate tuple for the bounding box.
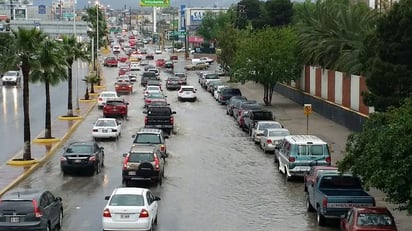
(9, 20, 89, 38)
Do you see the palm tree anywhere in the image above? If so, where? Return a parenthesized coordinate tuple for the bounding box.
(0, 27, 47, 160)
(59, 35, 89, 117)
(30, 39, 67, 138)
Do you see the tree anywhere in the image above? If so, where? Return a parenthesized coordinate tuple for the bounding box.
(338, 98, 412, 214)
(0, 28, 47, 160)
(361, 0, 412, 112)
(263, 0, 294, 27)
(231, 27, 300, 105)
(59, 35, 89, 117)
(197, 11, 230, 46)
(295, 0, 377, 74)
(30, 39, 67, 139)
(215, 23, 242, 75)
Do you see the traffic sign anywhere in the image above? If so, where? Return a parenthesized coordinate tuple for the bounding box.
(304, 104, 312, 115)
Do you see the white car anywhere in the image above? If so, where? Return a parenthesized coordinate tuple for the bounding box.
(260, 128, 290, 153)
(92, 118, 121, 140)
(155, 48, 162, 54)
(2, 70, 21, 85)
(130, 62, 141, 71)
(102, 187, 160, 231)
(112, 45, 121, 53)
(200, 57, 214, 64)
(97, 91, 119, 107)
(252, 121, 283, 143)
(177, 85, 197, 102)
(213, 85, 226, 100)
(144, 85, 162, 97)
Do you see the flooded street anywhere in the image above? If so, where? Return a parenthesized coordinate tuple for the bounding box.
(13, 50, 339, 231)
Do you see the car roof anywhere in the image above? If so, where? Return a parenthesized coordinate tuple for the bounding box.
(137, 128, 163, 134)
(265, 128, 289, 132)
(2, 189, 45, 200)
(258, 121, 281, 125)
(99, 91, 117, 95)
(129, 144, 158, 153)
(68, 141, 96, 146)
(112, 187, 147, 196)
(96, 118, 117, 122)
(284, 135, 327, 145)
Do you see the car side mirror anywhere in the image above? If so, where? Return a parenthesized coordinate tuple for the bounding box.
(122, 153, 128, 157)
(56, 197, 62, 201)
(131, 134, 136, 138)
(172, 111, 176, 114)
(154, 196, 161, 201)
(105, 196, 110, 200)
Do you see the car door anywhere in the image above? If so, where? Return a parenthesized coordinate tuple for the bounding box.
(39, 193, 52, 226)
(94, 143, 102, 165)
(45, 191, 61, 228)
(146, 191, 158, 221)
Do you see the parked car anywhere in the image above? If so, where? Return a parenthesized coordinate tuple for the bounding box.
(226, 96, 248, 116)
(244, 110, 276, 136)
(199, 56, 214, 64)
(97, 91, 119, 108)
(232, 100, 259, 121)
(199, 72, 219, 88)
(184, 62, 209, 71)
(103, 56, 118, 67)
(206, 79, 223, 93)
(103, 98, 129, 119)
(275, 135, 332, 180)
(156, 58, 165, 67)
(122, 145, 165, 186)
(259, 128, 290, 153)
(1, 70, 21, 85)
(251, 120, 282, 142)
(102, 187, 160, 231)
(306, 172, 376, 226)
(92, 118, 122, 140)
(155, 48, 162, 54)
(177, 85, 197, 102)
(112, 45, 121, 53)
(340, 207, 398, 231)
(218, 87, 242, 104)
(0, 189, 63, 231)
(213, 85, 226, 100)
(304, 166, 339, 192)
(60, 141, 105, 175)
(132, 128, 167, 158)
(165, 76, 182, 90)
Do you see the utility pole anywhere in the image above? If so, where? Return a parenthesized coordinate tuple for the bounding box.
(129, 6, 132, 31)
(9, 0, 13, 20)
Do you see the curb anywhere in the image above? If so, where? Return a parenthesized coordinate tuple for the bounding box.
(0, 100, 97, 197)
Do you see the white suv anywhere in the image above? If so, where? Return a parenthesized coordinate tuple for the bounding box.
(177, 85, 197, 102)
(2, 71, 21, 85)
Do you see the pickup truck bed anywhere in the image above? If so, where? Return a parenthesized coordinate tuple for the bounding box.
(143, 106, 176, 135)
(321, 189, 371, 197)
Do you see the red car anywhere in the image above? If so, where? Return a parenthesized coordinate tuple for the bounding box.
(103, 57, 118, 67)
(103, 98, 129, 119)
(115, 81, 133, 95)
(170, 55, 178, 61)
(304, 166, 338, 192)
(237, 110, 248, 128)
(117, 55, 128, 63)
(156, 58, 165, 67)
(118, 67, 129, 76)
(340, 207, 397, 231)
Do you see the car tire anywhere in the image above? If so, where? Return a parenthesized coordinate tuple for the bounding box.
(306, 196, 315, 212)
(56, 209, 63, 229)
(317, 208, 326, 226)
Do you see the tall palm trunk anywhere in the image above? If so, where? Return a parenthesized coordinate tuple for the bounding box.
(22, 63, 32, 160)
(44, 82, 52, 138)
(67, 62, 73, 116)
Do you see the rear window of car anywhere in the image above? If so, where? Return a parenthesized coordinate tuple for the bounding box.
(95, 120, 116, 127)
(66, 145, 92, 153)
(222, 88, 242, 96)
(101, 93, 117, 98)
(243, 104, 262, 110)
(148, 107, 171, 115)
(106, 101, 125, 106)
(109, 195, 144, 206)
(259, 123, 281, 130)
(204, 74, 218, 79)
(181, 87, 194, 91)
(134, 134, 161, 144)
(253, 111, 273, 120)
(142, 72, 156, 77)
(319, 175, 362, 189)
(268, 130, 290, 137)
(129, 153, 155, 162)
(174, 73, 186, 78)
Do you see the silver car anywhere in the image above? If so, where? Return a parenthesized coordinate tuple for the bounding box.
(1, 71, 21, 85)
(252, 121, 283, 143)
(259, 128, 290, 153)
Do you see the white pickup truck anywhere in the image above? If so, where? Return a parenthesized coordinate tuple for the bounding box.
(199, 57, 214, 64)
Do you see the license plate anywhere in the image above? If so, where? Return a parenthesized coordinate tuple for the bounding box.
(121, 214, 131, 219)
(74, 159, 81, 163)
(128, 171, 136, 175)
(185, 92, 190, 95)
(102, 129, 108, 133)
(10, 216, 20, 223)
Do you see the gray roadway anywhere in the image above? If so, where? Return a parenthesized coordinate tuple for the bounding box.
(0, 61, 89, 163)
(6, 46, 342, 231)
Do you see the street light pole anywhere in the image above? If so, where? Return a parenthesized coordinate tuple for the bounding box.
(96, 2, 99, 73)
(74, 0, 80, 111)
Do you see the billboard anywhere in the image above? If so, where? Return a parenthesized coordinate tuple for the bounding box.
(189, 8, 227, 25)
(140, 0, 170, 7)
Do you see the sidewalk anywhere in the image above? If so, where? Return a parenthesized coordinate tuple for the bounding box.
(225, 80, 410, 231)
(0, 89, 103, 196)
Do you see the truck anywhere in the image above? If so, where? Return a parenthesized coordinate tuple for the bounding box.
(306, 172, 375, 226)
(143, 106, 176, 136)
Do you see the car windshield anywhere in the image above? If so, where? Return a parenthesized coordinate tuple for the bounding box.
(205, 74, 218, 79)
(66, 145, 92, 153)
(243, 104, 262, 110)
(148, 107, 171, 115)
(95, 120, 116, 127)
(147, 86, 160, 91)
(101, 93, 117, 98)
(134, 134, 161, 144)
(356, 213, 394, 226)
(109, 194, 144, 206)
(260, 123, 281, 130)
(129, 153, 155, 162)
(174, 73, 186, 78)
(106, 101, 124, 106)
(268, 130, 290, 137)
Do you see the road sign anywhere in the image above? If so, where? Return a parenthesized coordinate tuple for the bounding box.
(140, 0, 170, 7)
(304, 104, 312, 115)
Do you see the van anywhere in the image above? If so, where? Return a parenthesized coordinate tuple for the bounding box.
(275, 135, 331, 180)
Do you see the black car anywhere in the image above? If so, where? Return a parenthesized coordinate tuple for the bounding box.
(0, 189, 63, 231)
(60, 141, 104, 175)
(218, 87, 242, 105)
(141, 72, 158, 87)
(226, 96, 248, 116)
(165, 76, 181, 90)
(174, 72, 187, 85)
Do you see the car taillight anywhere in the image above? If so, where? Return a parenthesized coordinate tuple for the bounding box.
(266, 139, 272, 144)
(288, 156, 295, 162)
(240, 117, 244, 123)
(89, 156, 96, 161)
(93, 129, 98, 132)
(154, 155, 160, 170)
(170, 117, 174, 125)
(139, 209, 149, 218)
(144, 116, 148, 124)
(98, 98, 103, 101)
(322, 198, 328, 208)
(122, 155, 129, 169)
(238, 111, 242, 116)
(103, 208, 112, 217)
(325, 156, 331, 163)
(32, 200, 42, 218)
(160, 145, 165, 152)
